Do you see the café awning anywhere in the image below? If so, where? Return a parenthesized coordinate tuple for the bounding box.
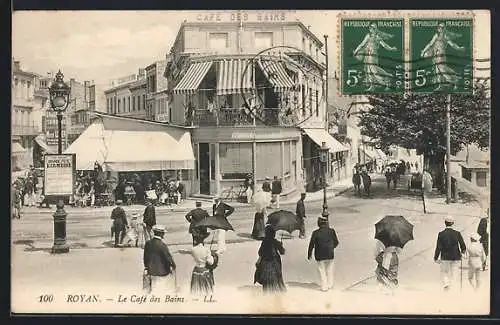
(64, 118, 195, 171)
(34, 134, 55, 154)
(217, 59, 254, 95)
(257, 58, 295, 92)
(302, 128, 348, 153)
(173, 61, 213, 95)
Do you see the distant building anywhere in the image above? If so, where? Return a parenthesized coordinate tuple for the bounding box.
(105, 69, 148, 120)
(145, 60, 170, 122)
(11, 59, 49, 170)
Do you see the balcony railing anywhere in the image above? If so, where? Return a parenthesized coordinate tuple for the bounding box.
(12, 124, 40, 136)
(187, 108, 299, 127)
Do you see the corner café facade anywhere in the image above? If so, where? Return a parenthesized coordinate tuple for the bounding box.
(165, 12, 348, 197)
(63, 113, 196, 195)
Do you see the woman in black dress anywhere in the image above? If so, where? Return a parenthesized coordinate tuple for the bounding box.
(255, 225, 286, 293)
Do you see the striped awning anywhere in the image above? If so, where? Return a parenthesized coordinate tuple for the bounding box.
(257, 58, 295, 92)
(173, 61, 213, 95)
(217, 59, 254, 95)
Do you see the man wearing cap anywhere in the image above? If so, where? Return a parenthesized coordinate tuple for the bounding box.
(213, 196, 234, 255)
(110, 200, 128, 247)
(143, 225, 177, 294)
(185, 201, 210, 244)
(434, 216, 467, 291)
(143, 201, 157, 242)
(262, 177, 271, 193)
(308, 216, 339, 291)
(296, 193, 307, 239)
(477, 213, 489, 271)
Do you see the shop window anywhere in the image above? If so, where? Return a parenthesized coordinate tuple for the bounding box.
(255, 32, 273, 49)
(256, 142, 282, 180)
(315, 90, 319, 116)
(219, 143, 252, 179)
(210, 144, 216, 181)
(209, 33, 229, 49)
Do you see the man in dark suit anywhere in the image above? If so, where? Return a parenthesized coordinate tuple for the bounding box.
(110, 200, 128, 247)
(143, 225, 177, 294)
(143, 201, 157, 241)
(213, 196, 234, 255)
(296, 193, 306, 239)
(308, 216, 340, 291)
(477, 214, 489, 271)
(434, 216, 467, 291)
(271, 176, 283, 209)
(185, 201, 210, 244)
(262, 176, 272, 193)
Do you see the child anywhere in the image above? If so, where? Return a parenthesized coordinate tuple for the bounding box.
(130, 212, 146, 248)
(122, 213, 140, 247)
(467, 233, 486, 290)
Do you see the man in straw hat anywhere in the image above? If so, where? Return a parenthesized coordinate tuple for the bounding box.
(110, 200, 128, 247)
(434, 216, 466, 291)
(143, 225, 177, 294)
(307, 216, 339, 292)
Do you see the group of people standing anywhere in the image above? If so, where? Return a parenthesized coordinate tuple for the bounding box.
(352, 165, 372, 197)
(373, 214, 489, 295)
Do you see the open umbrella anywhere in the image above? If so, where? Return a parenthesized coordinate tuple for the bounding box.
(194, 216, 234, 232)
(266, 210, 302, 234)
(375, 215, 414, 248)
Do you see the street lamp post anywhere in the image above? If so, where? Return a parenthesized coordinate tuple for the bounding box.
(319, 141, 330, 220)
(48, 70, 71, 254)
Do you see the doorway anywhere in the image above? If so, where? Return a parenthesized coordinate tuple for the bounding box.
(199, 143, 210, 195)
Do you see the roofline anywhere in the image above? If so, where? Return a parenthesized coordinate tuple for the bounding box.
(104, 80, 138, 94)
(174, 20, 324, 48)
(91, 112, 195, 130)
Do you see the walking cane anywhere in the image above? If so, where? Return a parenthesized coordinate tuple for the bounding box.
(421, 190, 427, 214)
(460, 256, 463, 292)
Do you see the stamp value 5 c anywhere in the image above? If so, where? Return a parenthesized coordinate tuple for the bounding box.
(341, 18, 405, 95)
(410, 18, 473, 94)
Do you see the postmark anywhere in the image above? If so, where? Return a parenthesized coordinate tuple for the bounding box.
(409, 18, 473, 94)
(341, 18, 405, 95)
(240, 46, 325, 127)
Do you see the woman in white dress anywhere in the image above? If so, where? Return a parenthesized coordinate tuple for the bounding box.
(190, 232, 216, 298)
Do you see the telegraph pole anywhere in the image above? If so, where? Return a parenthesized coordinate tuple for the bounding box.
(446, 94, 451, 204)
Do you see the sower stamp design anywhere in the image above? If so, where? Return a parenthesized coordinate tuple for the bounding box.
(410, 18, 473, 94)
(341, 18, 405, 95)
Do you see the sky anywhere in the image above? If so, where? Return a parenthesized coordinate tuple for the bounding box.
(12, 10, 490, 86)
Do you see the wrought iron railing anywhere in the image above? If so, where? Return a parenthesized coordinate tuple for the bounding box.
(187, 107, 298, 127)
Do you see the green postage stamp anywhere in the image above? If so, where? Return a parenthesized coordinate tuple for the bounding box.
(410, 18, 473, 94)
(341, 19, 405, 95)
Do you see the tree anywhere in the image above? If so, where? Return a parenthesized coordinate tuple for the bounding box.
(357, 82, 490, 191)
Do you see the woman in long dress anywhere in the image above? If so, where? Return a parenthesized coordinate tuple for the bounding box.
(374, 239, 401, 293)
(190, 232, 215, 298)
(353, 23, 398, 91)
(420, 23, 465, 91)
(251, 189, 267, 240)
(255, 225, 287, 293)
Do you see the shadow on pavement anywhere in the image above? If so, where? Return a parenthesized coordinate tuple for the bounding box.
(286, 281, 321, 291)
(13, 239, 34, 246)
(237, 233, 254, 239)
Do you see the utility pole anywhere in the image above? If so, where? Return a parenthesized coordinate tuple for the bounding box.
(446, 94, 451, 204)
(324, 35, 329, 132)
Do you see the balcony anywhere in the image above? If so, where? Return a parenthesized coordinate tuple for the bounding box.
(187, 108, 298, 127)
(12, 124, 39, 136)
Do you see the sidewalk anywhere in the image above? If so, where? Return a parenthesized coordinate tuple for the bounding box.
(21, 177, 354, 215)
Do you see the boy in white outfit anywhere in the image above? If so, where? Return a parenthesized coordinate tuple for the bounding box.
(467, 233, 486, 290)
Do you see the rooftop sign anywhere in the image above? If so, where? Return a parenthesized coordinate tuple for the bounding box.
(193, 10, 294, 23)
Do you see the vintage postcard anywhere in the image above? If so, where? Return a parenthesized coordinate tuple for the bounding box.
(11, 9, 490, 315)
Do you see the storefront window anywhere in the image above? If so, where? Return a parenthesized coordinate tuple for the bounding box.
(256, 142, 282, 180)
(210, 143, 216, 181)
(219, 143, 252, 179)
